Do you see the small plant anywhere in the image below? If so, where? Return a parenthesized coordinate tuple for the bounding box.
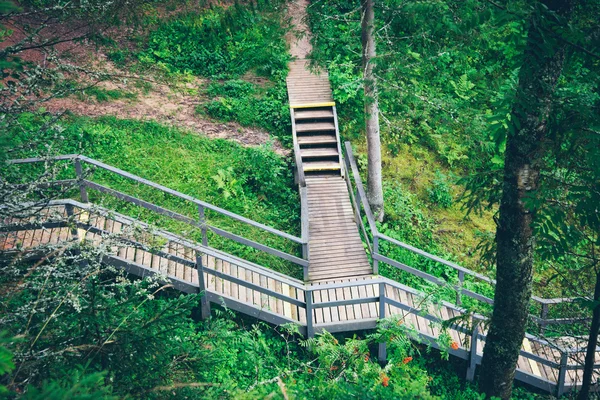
(211, 166, 242, 200)
(427, 170, 453, 208)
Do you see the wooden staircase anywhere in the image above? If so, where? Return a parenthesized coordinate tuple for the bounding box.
(292, 106, 343, 176)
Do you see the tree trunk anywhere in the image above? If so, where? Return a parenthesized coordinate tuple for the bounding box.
(478, 1, 572, 398)
(361, 0, 384, 222)
(578, 268, 600, 400)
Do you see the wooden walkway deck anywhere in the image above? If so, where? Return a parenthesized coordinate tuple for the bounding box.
(287, 0, 372, 282)
(1, 201, 597, 395)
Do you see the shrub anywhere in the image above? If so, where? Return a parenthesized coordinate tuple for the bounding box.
(427, 171, 453, 208)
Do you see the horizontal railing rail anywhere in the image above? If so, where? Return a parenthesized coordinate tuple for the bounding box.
(342, 141, 585, 329)
(6, 154, 309, 274)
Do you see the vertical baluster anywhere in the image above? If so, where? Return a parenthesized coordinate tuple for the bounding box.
(466, 317, 480, 381)
(196, 253, 211, 320)
(540, 302, 549, 334)
(74, 158, 88, 203)
(456, 270, 465, 306)
(306, 289, 314, 338)
(556, 352, 568, 397)
(378, 282, 387, 363)
(198, 205, 207, 246)
(373, 236, 379, 275)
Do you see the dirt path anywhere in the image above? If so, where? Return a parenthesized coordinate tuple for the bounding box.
(287, 0, 312, 59)
(45, 80, 287, 155)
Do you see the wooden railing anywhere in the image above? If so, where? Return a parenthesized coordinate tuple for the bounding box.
(6, 155, 310, 278)
(289, 108, 310, 280)
(342, 142, 583, 324)
(4, 155, 596, 396)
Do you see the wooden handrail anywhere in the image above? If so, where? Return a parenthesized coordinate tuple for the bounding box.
(342, 141, 581, 314)
(290, 108, 306, 188)
(8, 155, 305, 245)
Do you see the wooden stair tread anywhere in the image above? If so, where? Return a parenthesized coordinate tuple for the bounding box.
(297, 135, 337, 145)
(303, 161, 341, 172)
(300, 148, 339, 158)
(294, 110, 334, 120)
(295, 122, 336, 132)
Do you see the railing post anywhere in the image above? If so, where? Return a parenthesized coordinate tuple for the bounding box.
(456, 270, 465, 306)
(378, 282, 387, 363)
(198, 205, 207, 246)
(306, 289, 314, 338)
(373, 236, 379, 275)
(466, 317, 480, 382)
(556, 352, 568, 397)
(540, 302, 549, 334)
(300, 186, 309, 282)
(196, 253, 211, 320)
(74, 158, 88, 203)
(354, 188, 361, 228)
(64, 203, 79, 241)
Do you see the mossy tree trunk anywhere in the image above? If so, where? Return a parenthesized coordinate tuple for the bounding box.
(361, 0, 384, 221)
(478, 1, 573, 398)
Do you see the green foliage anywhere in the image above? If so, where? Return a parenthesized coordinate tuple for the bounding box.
(200, 79, 291, 145)
(0, 250, 452, 399)
(78, 87, 137, 103)
(142, 2, 290, 79)
(2, 113, 301, 277)
(427, 171, 453, 209)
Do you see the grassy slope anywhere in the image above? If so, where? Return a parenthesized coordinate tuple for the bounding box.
(4, 114, 302, 277)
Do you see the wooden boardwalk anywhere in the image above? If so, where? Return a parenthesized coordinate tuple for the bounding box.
(1, 201, 597, 394)
(287, 0, 371, 282)
(1, 1, 598, 395)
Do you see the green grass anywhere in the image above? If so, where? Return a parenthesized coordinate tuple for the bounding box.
(3, 113, 302, 277)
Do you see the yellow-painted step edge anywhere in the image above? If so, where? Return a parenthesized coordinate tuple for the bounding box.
(290, 102, 335, 109)
(303, 165, 341, 172)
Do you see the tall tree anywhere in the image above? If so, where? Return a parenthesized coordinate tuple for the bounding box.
(478, 1, 574, 398)
(360, 0, 384, 221)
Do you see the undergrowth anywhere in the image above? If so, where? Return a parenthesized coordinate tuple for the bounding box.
(2, 113, 301, 277)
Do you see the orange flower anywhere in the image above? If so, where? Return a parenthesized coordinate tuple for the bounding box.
(381, 374, 390, 387)
(330, 365, 338, 371)
(307, 368, 313, 373)
(402, 356, 413, 364)
(450, 341, 459, 350)
(364, 354, 370, 362)
(396, 319, 404, 326)
(333, 339, 339, 345)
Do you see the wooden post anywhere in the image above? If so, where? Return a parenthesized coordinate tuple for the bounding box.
(64, 204, 79, 241)
(373, 236, 379, 274)
(198, 205, 207, 246)
(300, 186, 309, 281)
(306, 289, 314, 338)
(540, 303, 549, 334)
(556, 352, 568, 397)
(354, 188, 361, 230)
(378, 282, 387, 363)
(196, 254, 211, 320)
(466, 318, 480, 381)
(74, 158, 88, 203)
(456, 270, 465, 306)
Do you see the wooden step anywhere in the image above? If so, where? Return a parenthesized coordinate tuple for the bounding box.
(303, 161, 341, 172)
(295, 122, 336, 133)
(298, 135, 337, 145)
(300, 148, 339, 158)
(294, 110, 334, 120)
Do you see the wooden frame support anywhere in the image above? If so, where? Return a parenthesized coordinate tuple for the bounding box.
(196, 254, 211, 320)
(378, 282, 387, 363)
(466, 318, 480, 382)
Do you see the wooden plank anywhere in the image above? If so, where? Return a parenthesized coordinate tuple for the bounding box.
(349, 280, 363, 320)
(522, 338, 543, 378)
